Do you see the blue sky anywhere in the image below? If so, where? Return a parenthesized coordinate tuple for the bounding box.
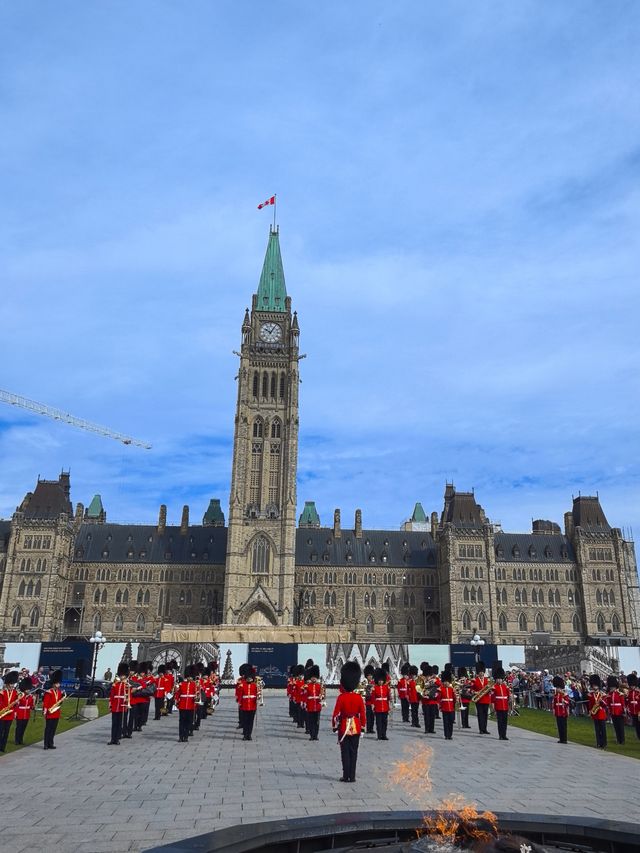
(1, 2, 639, 541)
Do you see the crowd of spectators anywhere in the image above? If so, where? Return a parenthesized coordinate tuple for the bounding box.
(506, 668, 638, 717)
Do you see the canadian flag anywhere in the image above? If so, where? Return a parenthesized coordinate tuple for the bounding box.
(258, 195, 276, 209)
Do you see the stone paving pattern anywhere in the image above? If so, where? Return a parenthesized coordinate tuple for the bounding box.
(1, 692, 638, 853)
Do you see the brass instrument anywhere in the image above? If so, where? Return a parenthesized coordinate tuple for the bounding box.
(321, 679, 327, 708)
(416, 676, 438, 699)
(256, 676, 264, 706)
(471, 678, 494, 703)
(355, 679, 368, 698)
(0, 689, 24, 719)
(48, 691, 67, 715)
(589, 690, 606, 717)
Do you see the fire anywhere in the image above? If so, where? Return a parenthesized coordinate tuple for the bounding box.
(388, 744, 434, 798)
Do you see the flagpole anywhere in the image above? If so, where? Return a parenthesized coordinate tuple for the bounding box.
(273, 194, 277, 231)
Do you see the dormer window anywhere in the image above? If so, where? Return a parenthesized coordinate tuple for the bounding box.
(528, 545, 537, 558)
(512, 545, 520, 557)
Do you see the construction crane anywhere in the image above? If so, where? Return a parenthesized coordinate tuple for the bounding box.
(0, 388, 152, 450)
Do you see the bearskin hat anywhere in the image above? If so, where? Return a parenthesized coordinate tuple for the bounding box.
(50, 669, 62, 685)
(627, 673, 638, 688)
(589, 673, 602, 689)
(432, 664, 439, 675)
(157, 664, 166, 675)
(210, 661, 218, 672)
(305, 658, 315, 668)
(306, 664, 320, 680)
(340, 660, 361, 692)
(494, 667, 505, 680)
(129, 660, 138, 673)
(400, 662, 411, 676)
(409, 664, 419, 677)
(374, 667, 386, 684)
(196, 661, 205, 674)
(441, 670, 452, 684)
(382, 660, 390, 674)
(244, 666, 256, 681)
(117, 662, 129, 678)
(607, 675, 619, 690)
(19, 676, 32, 692)
(4, 670, 19, 686)
(363, 664, 375, 678)
(238, 663, 250, 678)
(289, 664, 296, 676)
(457, 666, 468, 679)
(294, 663, 305, 677)
(476, 661, 486, 674)
(552, 675, 565, 689)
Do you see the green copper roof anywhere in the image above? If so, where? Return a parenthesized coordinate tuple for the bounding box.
(411, 502, 427, 523)
(203, 498, 225, 527)
(86, 494, 104, 518)
(299, 501, 321, 527)
(256, 227, 287, 313)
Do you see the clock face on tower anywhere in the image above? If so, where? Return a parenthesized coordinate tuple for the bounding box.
(259, 322, 282, 343)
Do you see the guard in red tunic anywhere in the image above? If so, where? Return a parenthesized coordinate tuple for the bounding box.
(332, 661, 366, 783)
(626, 673, 640, 739)
(140, 661, 155, 727)
(363, 665, 376, 734)
(14, 676, 35, 746)
(0, 670, 20, 752)
(587, 673, 608, 750)
(293, 664, 306, 728)
(176, 665, 197, 742)
(551, 675, 570, 744)
(239, 665, 259, 741)
(491, 668, 511, 741)
(407, 665, 420, 727)
(304, 665, 323, 741)
(42, 670, 65, 750)
(372, 668, 391, 740)
(165, 661, 177, 715)
(438, 671, 456, 740)
(108, 662, 130, 745)
(397, 662, 410, 723)
(471, 661, 492, 735)
(154, 664, 168, 720)
(457, 666, 472, 729)
(421, 662, 439, 734)
(606, 675, 626, 745)
(235, 664, 248, 728)
(287, 665, 296, 719)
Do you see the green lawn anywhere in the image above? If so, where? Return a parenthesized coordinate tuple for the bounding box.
(1, 699, 109, 756)
(471, 707, 640, 759)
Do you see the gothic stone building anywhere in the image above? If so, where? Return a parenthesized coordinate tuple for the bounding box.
(0, 230, 639, 646)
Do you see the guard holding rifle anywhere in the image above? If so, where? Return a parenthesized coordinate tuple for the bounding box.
(42, 670, 65, 750)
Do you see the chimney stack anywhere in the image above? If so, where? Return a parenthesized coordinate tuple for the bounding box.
(158, 504, 167, 535)
(431, 511, 438, 538)
(355, 509, 362, 539)
(333, 509, 341, 538)
(180, 505, 189, 535)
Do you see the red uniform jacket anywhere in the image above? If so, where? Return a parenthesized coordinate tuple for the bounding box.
(407, 678, 418, 704)
(332, 691, 366, 737)
(165, 672, 175, 695)
(472, 675, 492, 705)
(588, 691, 607, 721)
(129, 675, 145, 706)
(397, 677, 408, 699)
(142, 675, 155, 703)
(607, 690, 626, 717)
(438, 684, 456, 713)
(16, 692, 35, 721)
(286, 677, 294, 698)
(305, 681, 323, 713)
(423, 676, 440, 707)
(294, 677, 306, 706)
(552, 691, 570, 718)
(235, 677, 245, 704)
(365, 679, 375, 708)
(627, 687, 640, 716)
(239, 681, 258, 712)
(43, 687, 64, 720)
(372, 683, 391, 714)
(109, 679, 129, 714)
(0, 687, 18, 722)
(176, 680, 197, 711)
(157, 674, 174, 698)
(491, 683, 511, 712)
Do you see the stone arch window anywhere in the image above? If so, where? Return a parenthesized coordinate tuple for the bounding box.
(535, 613, 545, 632)
(137, 589, 144, 606)
(136, 613, 146, 632)
(279, 372, 286, 399)
(252, 537, 270, 575)
(12, 606, 22, 627)
(410, 592, 416, 607)
(572, 613, 581, 632)
(609, 589, 615, 605)
(93, 612, 101, 632)
(575, 589, 581, 605)
(515, 588, 521, 605)
(326, 614, 334, 627)
(596, 589, 602, 605)
(512, 545, 520, 558)
(612, 612, 621, 632)
(518, 612, 527, 632)
(364, 592, 370, 608)
(18, 580, 26, 597)
(186, 589, 192, 606)
(477, 587, 483, 604)
(310, 590, 316, 607)
(464, 586, 470, 603)
(271, 418, 281, 439)
(596, 612, 605, 632)
(555, 589, 561, 606)
(94, 588, 101, 604)
(544, 545, 553, 558)
(252, 371, 259, 398)
(386, 615, 394, 634)
(123, 589, 129, 605)
(261, 372, 268, 397)
(568, 589, 574, 605)
(496, 544, 504, 558)
(370, 591, 377, 607)
(304, 613, 314, 626)
(101, 589, 107, 605)
(114, 613, 124, 632)
(270, 371, 277, 398)
(462, 610, 471, 631)
(252, 418, 264, 438)
(498, 612, 507, 631)
(34, 580, 41, 597)
(406, 616, 414, 635)
(478, 611, 487, 631)
(366, 615, 374, 633)
(383, 591, 390, 608)
(552, 613, 561, 632)
(144, 589, 150, 605)
(548, 589, 554, 606)
(29, 606, 40, 627)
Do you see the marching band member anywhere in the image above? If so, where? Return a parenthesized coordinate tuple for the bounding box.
(457, 666, 472, 729)
(627, 673, 640, 739)
(0, 670, 20, 752)
(363, 665, 376, 734)
(236, 663, 248, 728)
(471, 661, 492, 735)
(108, 662, 129, 745)
(332, 661, 366, 783)
(287, 665, 296, 718)
(293, 664, 306, 728)
(587, 674, 607, 750)
(491, 668, 511, 741)
(421, 662, 439, 734)
(176, 664, 197, 742)
(438, 670, 456, 740)
(165, 661, 177, 715)
(239, 665, 259, 741)
(140, 662, 155, 727)
(397, 662, 410, 723)
(551, 675, 570, 744)
(42, 670, 64, 750)
(407, 665, 420, 728)
(154, 664, 168, 720)
(372, 668, 391, 740)
(606, 675, 626, 745)
(14, 676, 35, 746)
(304, 665, 323, 741)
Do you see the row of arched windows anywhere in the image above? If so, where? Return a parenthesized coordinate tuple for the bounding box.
(592, 568, 616, 582)
(252, 416, 282, 438)
(463, 586, 484, 604)
(19, 558, 47, 572)
(460, 566, 484, 579)
(596, 612, 621, 632)
(595, 589, 616, 606)
(17, 579, 42, 598)
(461, 611, 488, 631)
(112, 613, 146, 632)
(11, 605, 40, 627)
(252, 371, 287, 401)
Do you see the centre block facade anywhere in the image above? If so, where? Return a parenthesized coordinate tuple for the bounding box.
(0, 229, 639, 646)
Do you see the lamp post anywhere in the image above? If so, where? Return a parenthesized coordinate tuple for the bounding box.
(87, 630, 107, 705)
(470, 630, 485, 665)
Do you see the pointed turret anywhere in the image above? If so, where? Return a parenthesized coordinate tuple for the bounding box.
(256, 227, 287, 313)
(203, 498, 225, 527)
(85, 494, 106, 523)
(299, 501, 321, 528)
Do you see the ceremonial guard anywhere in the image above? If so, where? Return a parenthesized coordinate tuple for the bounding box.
(438, 670, 456, 740)
(397, 662, 410, 723)
(421, 663, 439, 734)
(0, 670, 20, 752)
(457, 666, 472, 729)
(304, 665, 323, 740)
(587, 674, 608, 749)
(372, 667, 391, 740)
(235, 664, 247, 728)
(13, 676, 35, 746)
(140, 662, 154, 727)
(42, 670, 65, 750)
(127, 661, 144, 734)
(108, 662, 129, 745)
(491, 668, 511, 741)
(239, 665, 259, 741)
(606, 675, 626, 745)
(165, 661, 177, 715)
(471, 662, 492, 735)
(292, 664, 306, 728)
(363, 664, 375, 734)
(331, 660, 366, 783)
(154, 664, 168, 720)
(176, 664, 197, 742)
(287, 665, 296, 718)
(407, 665, 420, 727)
(551, 675, 570, 744)
(626, 673, 640, 738)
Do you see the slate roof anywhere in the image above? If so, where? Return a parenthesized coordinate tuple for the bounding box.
(0, 520, 11, 551)
(441, 490, 485, 529)
(72, 523, 228, 564)
(494, 532, 576, 563)
(295, 528, 437, 569)
(572, 496, 610, 532)
(21, 476, 73, 519)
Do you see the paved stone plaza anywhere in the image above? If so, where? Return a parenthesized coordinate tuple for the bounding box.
(1, 693, 638, 853)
